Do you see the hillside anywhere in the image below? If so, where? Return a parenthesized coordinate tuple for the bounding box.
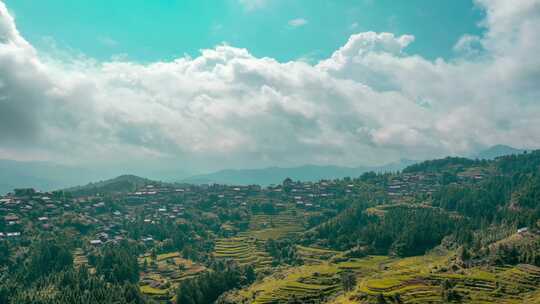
(220, 151, 540, 303)
(65, 174, 157, 196)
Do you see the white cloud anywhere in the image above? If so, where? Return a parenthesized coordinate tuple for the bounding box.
(453, 34, 483, 56)
(0, 0, 540, 171)
(238, 0, 268, 11)
(288, 18, 308, 27)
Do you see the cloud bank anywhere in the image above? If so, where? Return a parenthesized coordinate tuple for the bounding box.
(0, 0, 539, 172)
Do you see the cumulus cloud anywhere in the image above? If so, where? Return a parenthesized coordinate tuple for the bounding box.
(0, 0, 539, 172)
(453, 34, 483, 57)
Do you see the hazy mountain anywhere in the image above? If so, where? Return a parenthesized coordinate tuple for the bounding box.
(0, 159, 106, 194)
(0, 158, 417, 193)
(474, 145, 526, 160)
(181, 159, 417, 185)
(0, 159, 192, 195)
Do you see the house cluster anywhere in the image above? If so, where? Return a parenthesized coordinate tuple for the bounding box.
(384, 168, 489, 199)
(386, 173, 440, 198)
(0, 188, 73, 240)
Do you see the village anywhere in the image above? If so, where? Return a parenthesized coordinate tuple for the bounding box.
(1, 155, 540, 304)
(0, 165, 494, 302)
(0, 166, 490, 246)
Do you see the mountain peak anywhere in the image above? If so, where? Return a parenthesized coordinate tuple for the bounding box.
(475, 145, 526, 160)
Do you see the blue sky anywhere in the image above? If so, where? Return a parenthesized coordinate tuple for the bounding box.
(5, 0, 484, 62)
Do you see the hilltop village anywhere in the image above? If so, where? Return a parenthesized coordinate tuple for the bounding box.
(1, 155, 539, 304)
(1, 166, 486, 247)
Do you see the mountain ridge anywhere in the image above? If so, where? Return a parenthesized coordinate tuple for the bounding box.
(0, 144, 528, 194)
(180, 159, 418, 185)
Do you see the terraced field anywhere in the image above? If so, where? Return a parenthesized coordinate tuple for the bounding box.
(223, 255, 393, 304)
(213, 209, 307, 271)
(248, 209, 305, 240)
(247, 263, 343, 304)
(296, 245, 341, 265)
(138, 252, 206, 302)
(72, 248, 88, 268)
(331, 251, 540, 304)
(213, 235, 273, 271)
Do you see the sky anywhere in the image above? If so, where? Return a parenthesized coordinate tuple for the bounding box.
(0, 0, 539, 174)
(5, 0, 484, 62)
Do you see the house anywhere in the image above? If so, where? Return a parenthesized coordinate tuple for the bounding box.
(4, 215, 19, 222)
(517, 227, 528, 234)
(97, 232, 109, 241)
(0, 198, 13, 205)
(6, 232, 21, 238)
(90, 240, 102, 246)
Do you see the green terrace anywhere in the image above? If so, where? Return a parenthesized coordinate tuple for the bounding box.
(138, 252, 206, 302)
(213, 236, 273, 270)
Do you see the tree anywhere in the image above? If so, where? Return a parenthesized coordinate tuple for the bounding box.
(96, 242, 139, 284)
(25, 237, 73, 282)
(341, 271, 356, 292)
(0, 241, 9, 267)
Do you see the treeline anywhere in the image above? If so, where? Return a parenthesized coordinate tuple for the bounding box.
(490, 240, 540, 266)
(265, 238, 303, 266)
(306, 205, 458, 257)
(0, 235, 148, 304)
(176, 260, 255, 304)
(0, 267, 144, 304)
(431, 153, 540, 227)
(403, 157, 482, 174)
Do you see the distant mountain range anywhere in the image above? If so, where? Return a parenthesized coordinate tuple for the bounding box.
(0, 160, 105, 195)
(0, 145, 530, 193)
(0, 160, 185, 195)
(180, 159, 418, 186)
(473, 144, 527, 160)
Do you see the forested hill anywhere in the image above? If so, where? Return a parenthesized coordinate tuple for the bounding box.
(305, 150, 540, 258)
(64, 175, 157, 196)
(1, 151, 539, 304)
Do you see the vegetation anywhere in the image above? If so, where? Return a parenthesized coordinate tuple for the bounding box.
(1, 151, 539, 303)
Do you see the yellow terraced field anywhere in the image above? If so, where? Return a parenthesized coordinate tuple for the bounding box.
(330, 251, 540, 304)
(213, 209, 308, 271)
(222, 255, 394, 304)
(213, 236, 273, 270)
